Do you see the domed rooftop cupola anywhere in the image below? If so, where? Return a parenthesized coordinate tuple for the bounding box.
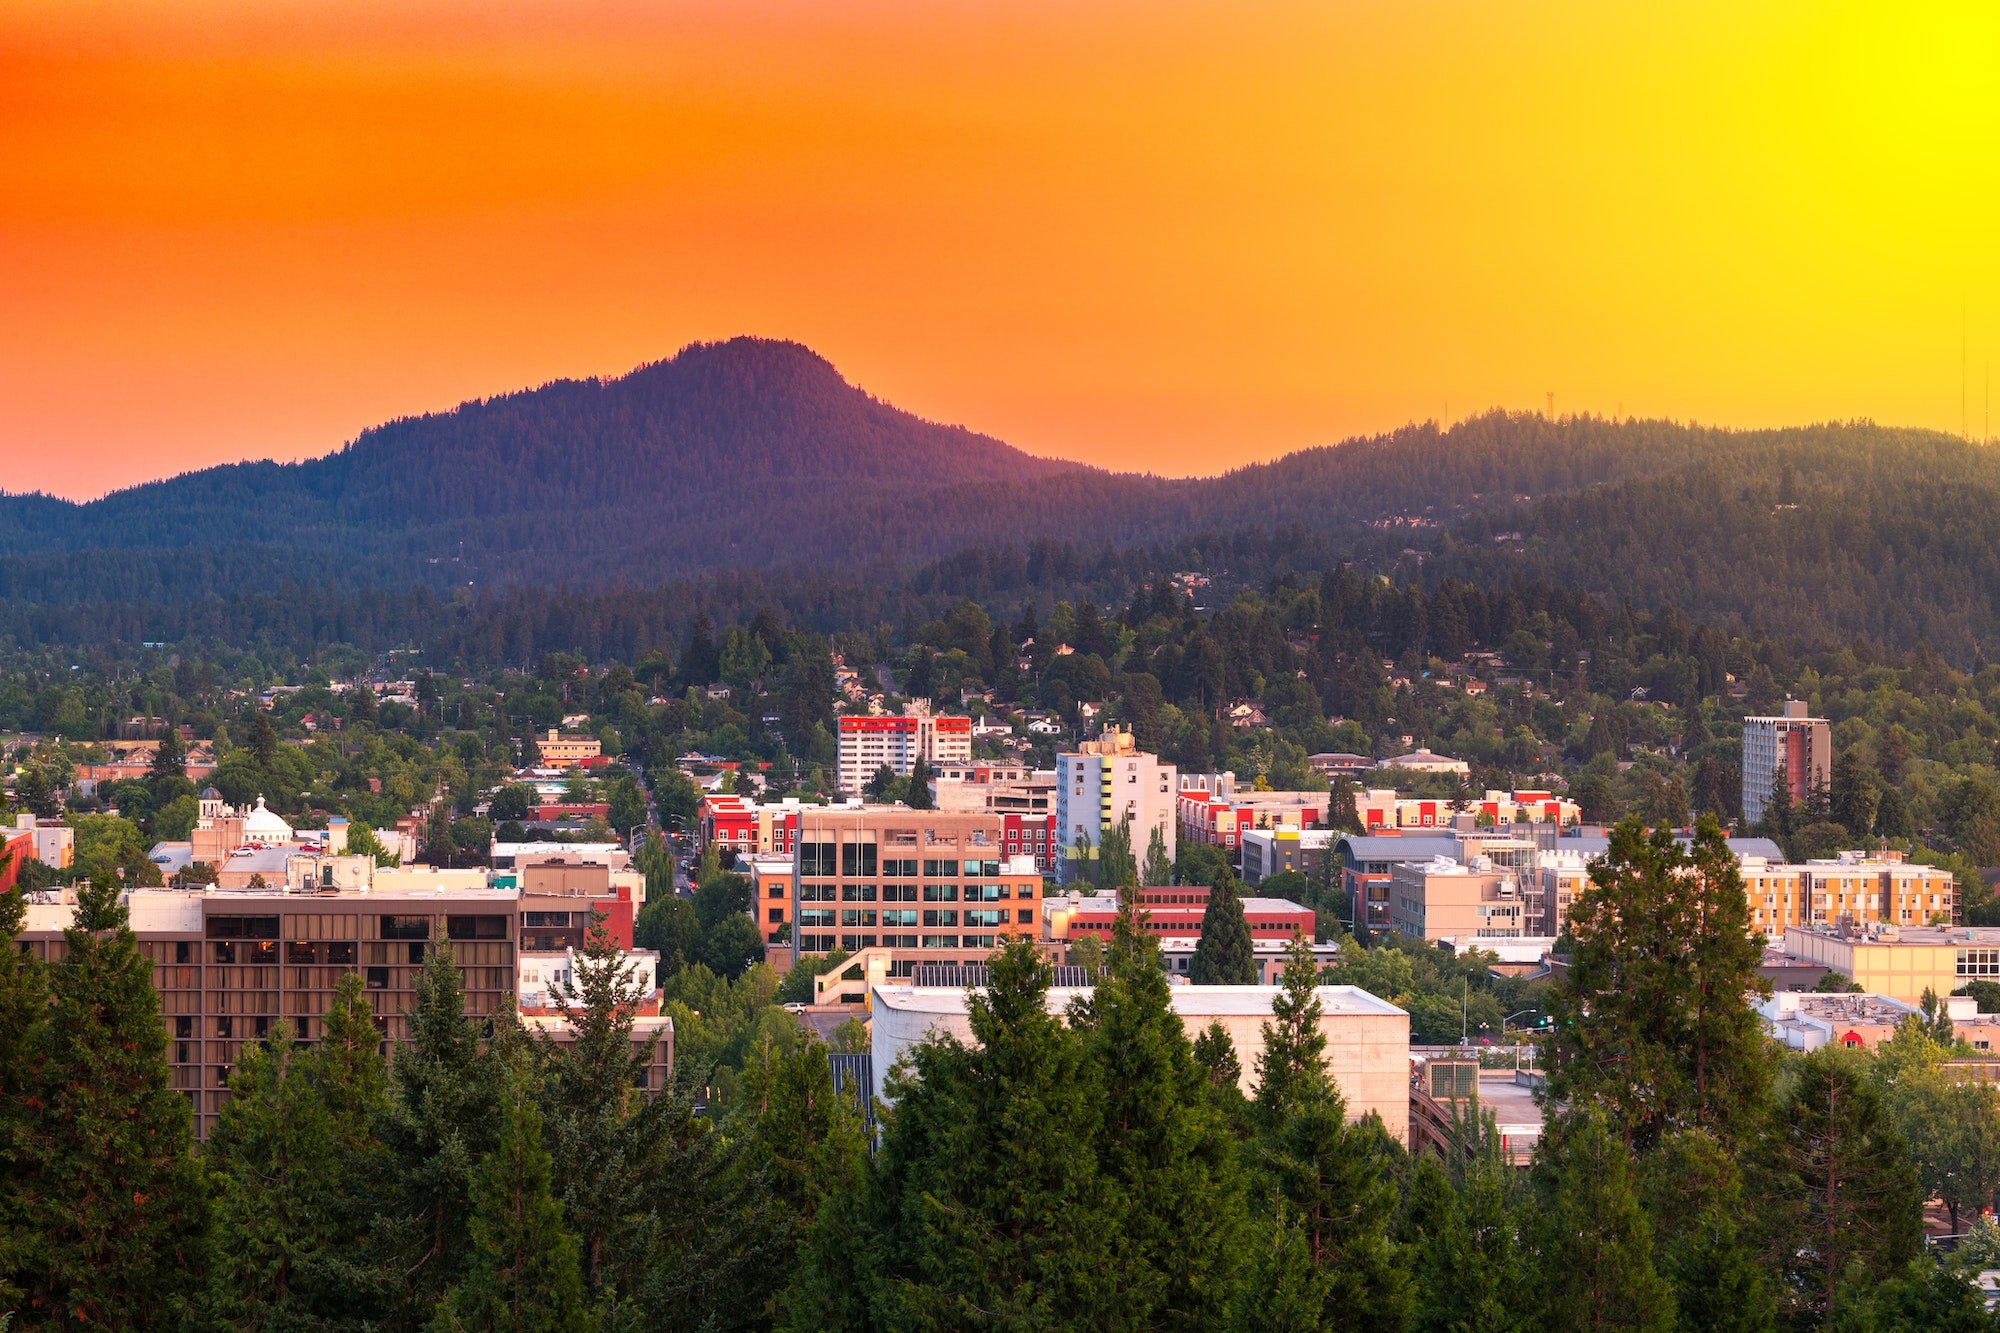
(241, 795, 294, 846)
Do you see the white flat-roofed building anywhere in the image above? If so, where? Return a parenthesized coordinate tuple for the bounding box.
(1379, 748, 1471, 777)
(869, 980, 1410, 1141)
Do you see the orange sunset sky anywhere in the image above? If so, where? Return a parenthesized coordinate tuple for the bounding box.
(3, 0, 1998, 501)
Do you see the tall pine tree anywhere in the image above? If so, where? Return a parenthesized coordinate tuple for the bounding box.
(1542, 818, 1771, 1151)
(0, 878, 46, 1316)
(1083, 883, 1249, 1326)
(1529, 1113, 1675, 1333)
(207, 1018, 344, 1330)
(1756, 1047, 1922, 1325)
(1640, 1129, 1772, 1333)
(1190, 870, 1258, 985)
(434, 1034, 587, 1333)
(809, 936, 1125, 1328)
(379, 936, 501, 1326)
(1248, 934, 1409, 1331)
(18, 875, 208, 1327)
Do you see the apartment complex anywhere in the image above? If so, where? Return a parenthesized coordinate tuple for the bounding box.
(1338, 832, 1540, 936)
(1354, 788, 1580, 831)
(1176, 786, 1328, 852)
(695, 794, 804, 860)
(1054, 729, 1177, 885)
(788, 806, 1041, 968)
(1741, 699, 1831, 824)
(929, 767, 1060, 872)
(834, 705, 972, 796)
(1535, 850, 1592, 937)
(1240, 827, 1336, 886)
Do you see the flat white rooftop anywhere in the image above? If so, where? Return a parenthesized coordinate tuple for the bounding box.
(872, 982, 1405, 1020)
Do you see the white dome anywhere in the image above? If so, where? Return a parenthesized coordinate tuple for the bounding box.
(241, 795, 294, 845)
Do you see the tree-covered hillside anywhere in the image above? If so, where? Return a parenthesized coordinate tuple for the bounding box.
(5, 339, 2000, 653)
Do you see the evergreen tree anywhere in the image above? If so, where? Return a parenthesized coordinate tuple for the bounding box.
(18, 875, 208, 1327)
(1098, 814, 1139, 889)
(1875, 784, 1914, 840)
(1583, 708, 1618, 761)
(1529, 1113, 1675, 1333)
(805, 937, 1124, 1327)
(533, 910, 731, 1321)
(1830, 747, 1882, 843)
(1192, 1018, 1243, 1092)
(149, 726, 187, 779)
(435, 1037, 588, 1333)
(207, 1018, 343, 1330)
(247, 710, 281, 769)
(1639, 1129, 1772, 1333)
(1143, 824, 1174, 886)
(0, 879, 46, 1315)
(310, 974, 396, 1327)
(379, 936, 501, 1325)
(1189, 870, 1258, 985)
(1329, 776, 1366, 835)
(1084, 888, 1250, 1326)
(1249, 934, 1409, 1331)
(1762, 766, 1798, 853)
(1691, 756, 1730, 820)
(1406, 1150, 1532, 1333)
(1756, 1047, 1923, 1325)
(1542, 818, 1771, 1151)
(904, 753, 933, 809)
(743, 1036, 867, 1329)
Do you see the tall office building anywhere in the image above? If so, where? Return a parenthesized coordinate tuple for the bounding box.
(789, 806, 1042, 966)
(1742, 699, 1831, 824)
(1055, 729, 1177, 885)
(835, 704, 972, 796)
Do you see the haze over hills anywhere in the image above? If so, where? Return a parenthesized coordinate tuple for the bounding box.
(4, 335, 1999, 654)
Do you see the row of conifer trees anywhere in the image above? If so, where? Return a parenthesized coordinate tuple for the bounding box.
(0, 818, 1993, 1330)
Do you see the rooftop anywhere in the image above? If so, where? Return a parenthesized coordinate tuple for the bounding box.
(872, 982, 1406, 1020)
(1790, 924, 2000, 947)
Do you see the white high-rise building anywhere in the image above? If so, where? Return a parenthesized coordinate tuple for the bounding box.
(835, 703, 972, 796)
(1055, 728, 1177, 884)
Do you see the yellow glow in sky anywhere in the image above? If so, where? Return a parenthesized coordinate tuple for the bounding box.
(2, 0, 1997, 498)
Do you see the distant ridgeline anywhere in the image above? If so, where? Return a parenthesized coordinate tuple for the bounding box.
(2, 336, 1996, 658)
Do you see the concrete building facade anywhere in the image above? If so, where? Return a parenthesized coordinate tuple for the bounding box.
(869, 980, 1410, 1140)
(1742, 699, 1831, 825)
(1054, 729, 1177, 885)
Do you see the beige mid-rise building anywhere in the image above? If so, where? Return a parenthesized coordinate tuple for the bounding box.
(1389, 857, 1527, 941)
(1782, 923, 1995, 1005)
(870, 980, 1410, 1141)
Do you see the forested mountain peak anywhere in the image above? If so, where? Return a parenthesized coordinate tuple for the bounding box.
(3, 344, 1998, 656)
(327, 334, 1078, 489)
